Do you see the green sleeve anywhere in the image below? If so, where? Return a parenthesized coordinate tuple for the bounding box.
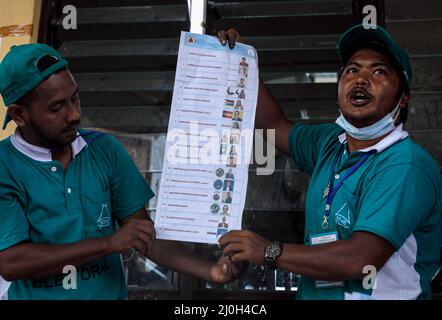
(107, 136, 155, 221)
(288, 123, 343, 174)
(0, 172, 29, 250)
(353, 164, 439, 250)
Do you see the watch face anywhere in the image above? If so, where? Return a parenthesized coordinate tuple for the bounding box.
(265, 242, 281, 261)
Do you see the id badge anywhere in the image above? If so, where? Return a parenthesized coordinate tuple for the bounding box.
(309, 231, 344, 289)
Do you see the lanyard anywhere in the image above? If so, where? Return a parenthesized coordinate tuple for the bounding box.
(321, 148, 376, 229)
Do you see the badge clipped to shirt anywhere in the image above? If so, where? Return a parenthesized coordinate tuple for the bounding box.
(309, 231, 344, 289)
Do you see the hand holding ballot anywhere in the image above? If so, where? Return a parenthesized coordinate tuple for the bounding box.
(219, 230, 270, 265)
(210, 254, 248, 284)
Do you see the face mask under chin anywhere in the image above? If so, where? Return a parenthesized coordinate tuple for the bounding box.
(335, 98, 402, 141)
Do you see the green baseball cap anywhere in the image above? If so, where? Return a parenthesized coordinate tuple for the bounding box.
(337, 24, 412, 89)
(0, 43, 68, 130)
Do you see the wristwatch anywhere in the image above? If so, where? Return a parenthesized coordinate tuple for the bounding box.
(264, 241, 283, 270)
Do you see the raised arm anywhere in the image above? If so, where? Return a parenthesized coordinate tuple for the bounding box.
(256, 79, 293, 155)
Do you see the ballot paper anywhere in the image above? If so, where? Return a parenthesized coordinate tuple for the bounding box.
(154, 32, 259, 244)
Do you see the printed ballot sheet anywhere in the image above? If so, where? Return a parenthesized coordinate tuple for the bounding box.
(154, 32, 259, 244)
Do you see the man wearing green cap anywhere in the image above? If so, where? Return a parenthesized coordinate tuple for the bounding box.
(0, 44, 242, 300)
(218, 24, 442, 300)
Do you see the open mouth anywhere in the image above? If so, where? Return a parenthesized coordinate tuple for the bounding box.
(349, 88, 372, 106)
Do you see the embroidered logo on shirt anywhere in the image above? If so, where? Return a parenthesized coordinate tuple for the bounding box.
(97, 203, 111, 230)
(335, 203, 351, 229)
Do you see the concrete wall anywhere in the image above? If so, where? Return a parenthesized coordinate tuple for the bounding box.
(0, 0, 41, 140)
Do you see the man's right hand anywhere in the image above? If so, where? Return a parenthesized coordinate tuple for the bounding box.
(217, 28, 242, 49)
(107, 218, 155, 256)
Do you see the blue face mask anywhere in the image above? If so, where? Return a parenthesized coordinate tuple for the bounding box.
(335, 96, 403, 140)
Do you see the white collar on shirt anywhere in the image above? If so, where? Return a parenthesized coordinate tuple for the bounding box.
(10, 129, 87, 162)
(338, 124, 409, 153)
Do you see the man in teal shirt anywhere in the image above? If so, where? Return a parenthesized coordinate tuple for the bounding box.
(218, 25, 442, 299)
(0, 44, 241, 299)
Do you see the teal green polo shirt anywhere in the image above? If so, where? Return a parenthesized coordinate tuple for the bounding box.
(0, 130, 154, 300)
(288, 123, 442, 300)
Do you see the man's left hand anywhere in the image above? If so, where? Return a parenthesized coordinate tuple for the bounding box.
(209, 254, 248, 284)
